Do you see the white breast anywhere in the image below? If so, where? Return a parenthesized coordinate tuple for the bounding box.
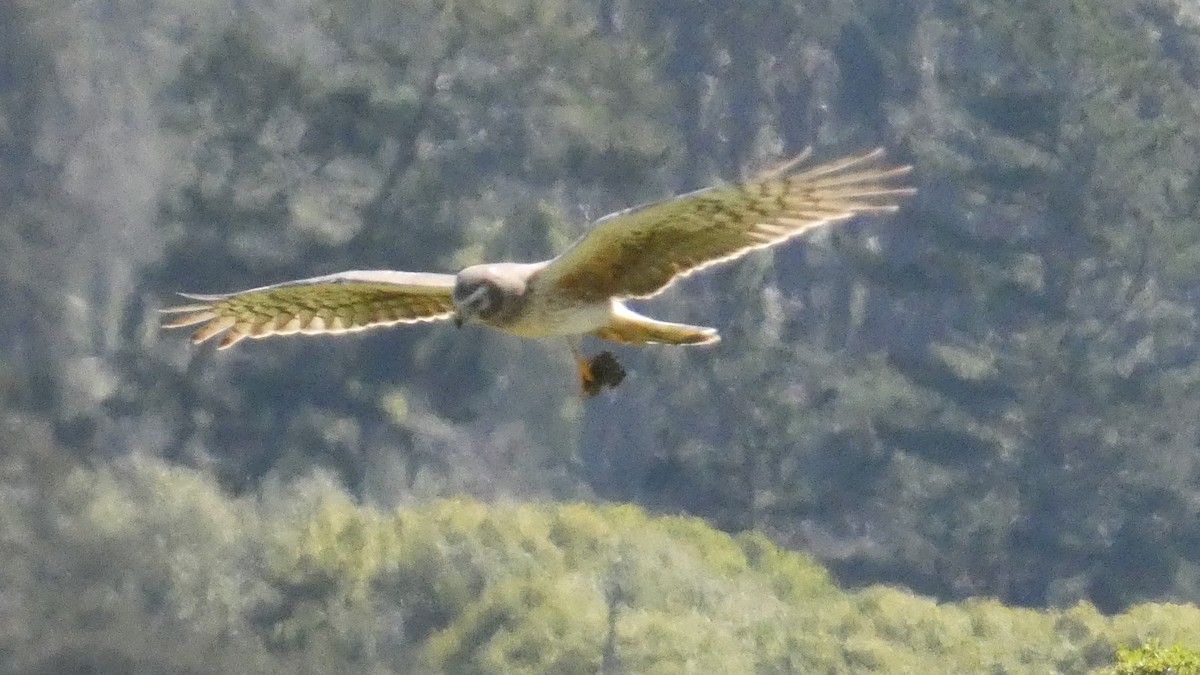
(492, 297, 614, 339)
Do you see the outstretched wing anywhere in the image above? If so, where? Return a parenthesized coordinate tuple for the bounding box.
(161, 270, 456, 349)
(538, 148, 914, 301)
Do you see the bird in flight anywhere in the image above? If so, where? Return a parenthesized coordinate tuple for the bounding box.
(163, 148, 914, 396)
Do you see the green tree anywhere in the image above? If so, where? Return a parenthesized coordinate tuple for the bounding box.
(1105, 640, 1200, 675)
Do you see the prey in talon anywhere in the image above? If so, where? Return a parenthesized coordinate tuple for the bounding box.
(576, 350, 627, 397)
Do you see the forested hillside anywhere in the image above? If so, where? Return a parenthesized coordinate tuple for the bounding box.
(4, 455, 1199, 673)
(3, 0, 1200, 671)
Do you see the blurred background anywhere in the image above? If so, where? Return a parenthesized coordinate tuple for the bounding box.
(3, 0, 1200, 671)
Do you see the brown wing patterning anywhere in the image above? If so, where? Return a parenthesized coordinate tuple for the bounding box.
(539, 148, 914, 302)
(161, 270, 456, 349)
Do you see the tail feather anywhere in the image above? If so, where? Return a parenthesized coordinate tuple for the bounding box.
(592, 303, 719, 346)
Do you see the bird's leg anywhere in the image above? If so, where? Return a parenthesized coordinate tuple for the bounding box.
(569, 338, 602, 397)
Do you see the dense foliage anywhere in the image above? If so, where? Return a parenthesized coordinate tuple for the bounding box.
(3, 0, 1200, 670)
(3, 454, 1199, 673)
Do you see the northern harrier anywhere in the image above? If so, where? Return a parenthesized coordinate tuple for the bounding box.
(163, 148, 913, 395)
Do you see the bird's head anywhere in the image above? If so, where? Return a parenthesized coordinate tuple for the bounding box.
(452, 264, 527, 327)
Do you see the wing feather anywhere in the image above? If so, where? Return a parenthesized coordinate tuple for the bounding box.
(538, 148, 914, 301)
(161, 270, 456, 349)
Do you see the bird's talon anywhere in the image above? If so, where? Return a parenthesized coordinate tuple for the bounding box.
(577, 359, 601, 397)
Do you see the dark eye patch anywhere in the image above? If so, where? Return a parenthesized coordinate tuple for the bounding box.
(487, 283, 503, 308)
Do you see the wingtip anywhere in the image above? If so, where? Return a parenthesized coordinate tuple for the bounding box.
(216, 331, 246, 350)
(176, 291, 229, 302)
(160, 291, 221, 316)
(159, 303, 214, 314)
(757, 147, 814, 181)
(188, 316, 236, 345)
(161, 310, 219, 329)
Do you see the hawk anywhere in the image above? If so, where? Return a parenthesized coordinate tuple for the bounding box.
(163, 148, 913, 396)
